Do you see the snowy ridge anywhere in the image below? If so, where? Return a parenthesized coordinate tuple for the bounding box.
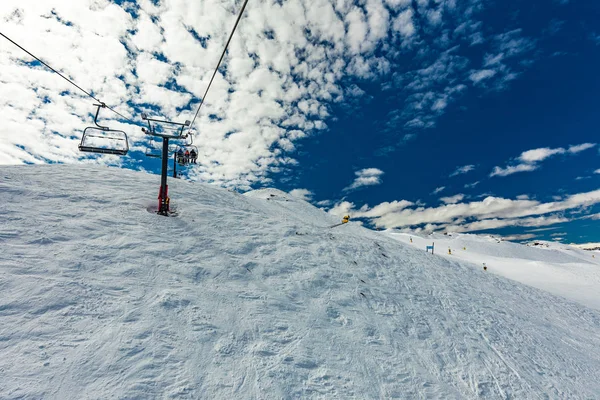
(1, 165, 600, 399)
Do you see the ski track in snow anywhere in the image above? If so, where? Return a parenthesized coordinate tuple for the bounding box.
(1, 165, 600, 399)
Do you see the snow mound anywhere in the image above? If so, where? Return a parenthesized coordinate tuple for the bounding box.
(243, 187, 340, 227)
(1, 165, 600, 399)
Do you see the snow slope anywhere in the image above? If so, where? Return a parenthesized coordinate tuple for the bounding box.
(387, 232, 600, 311)
(1, 165, 600, 399)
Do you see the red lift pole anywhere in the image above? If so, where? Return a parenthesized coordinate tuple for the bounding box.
(141, 114, 190, 216)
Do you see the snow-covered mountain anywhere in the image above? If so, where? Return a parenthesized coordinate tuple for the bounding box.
(2, 165, 600, 399)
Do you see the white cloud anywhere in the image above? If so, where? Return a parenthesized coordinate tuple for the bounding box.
(595, 169, 600, 174)
(519, 147, 565, 163)
(289, 188, 313, 202)
(327, 200, 354, 217)
(491, 143, 597, 178)
(490, 163, 538, 177)
(343, 168, 384, 192)
(568, 143, 596, 153)
(392, 8, 415, 39)
(450, 164, 474, 177)
(432, 186, 445, 195)
(357, 200, 414, 218)
(0, 0, 550, 188)
(333, 188, 600, 234)
(469, 69, 496, 83)
(440, 194, 465, 204)
(464, 181, 479, 189)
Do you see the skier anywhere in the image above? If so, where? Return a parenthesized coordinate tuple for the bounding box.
(190, 148, 197, 164)
(177, 148, 184, 164)
(184, 149, 190, 164)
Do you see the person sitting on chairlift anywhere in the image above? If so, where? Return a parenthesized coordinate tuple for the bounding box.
(177, 148, 184, 164)
(184, 149, 190, 164)
(190, 148, 197, 164)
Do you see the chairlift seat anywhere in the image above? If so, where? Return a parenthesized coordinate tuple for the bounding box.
(79, 146, 128, 156)
(145, 146, 162, 158)
(79, 126, 129, 155)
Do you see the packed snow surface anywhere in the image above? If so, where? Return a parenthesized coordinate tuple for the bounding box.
(388, 232, 600, 311)
(1, 165, 600, 399)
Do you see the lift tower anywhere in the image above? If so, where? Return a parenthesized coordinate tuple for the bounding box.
(141, 114, 190, 216)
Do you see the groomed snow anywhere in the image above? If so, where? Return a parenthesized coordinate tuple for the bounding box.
(1, 165, 600, 399)
(387, 232, 600, 311)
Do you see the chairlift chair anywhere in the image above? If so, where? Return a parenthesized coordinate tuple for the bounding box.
(145, 137, 163, 158)
(79, 103, 129, 155)
(175, 144, 199, 166)
(141, 113, 190, 139)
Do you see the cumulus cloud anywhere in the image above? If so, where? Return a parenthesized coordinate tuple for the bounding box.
(491, 143, 596, 177)
(0, 0, 555, 188)
(327, 200, 354, 217)
(289, 188, 313, 202)
(450, 164, 475, 177)
(440, 194, 465, 204)
(343, 168, 384, 192)
(330, 188, 600, 233)
(519, 147, 566, 163)
(501, 233, 537, 242)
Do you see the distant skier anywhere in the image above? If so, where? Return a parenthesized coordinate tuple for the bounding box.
(190, 148, 197, 164)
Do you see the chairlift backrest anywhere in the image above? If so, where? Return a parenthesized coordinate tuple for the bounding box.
(79, 104, 129, 156)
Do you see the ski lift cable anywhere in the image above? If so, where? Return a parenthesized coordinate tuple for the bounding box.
(0, 31, 135, 124)
(186, 0, 249, 134)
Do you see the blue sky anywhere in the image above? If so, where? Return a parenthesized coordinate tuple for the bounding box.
(1, 0, 599, 243)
